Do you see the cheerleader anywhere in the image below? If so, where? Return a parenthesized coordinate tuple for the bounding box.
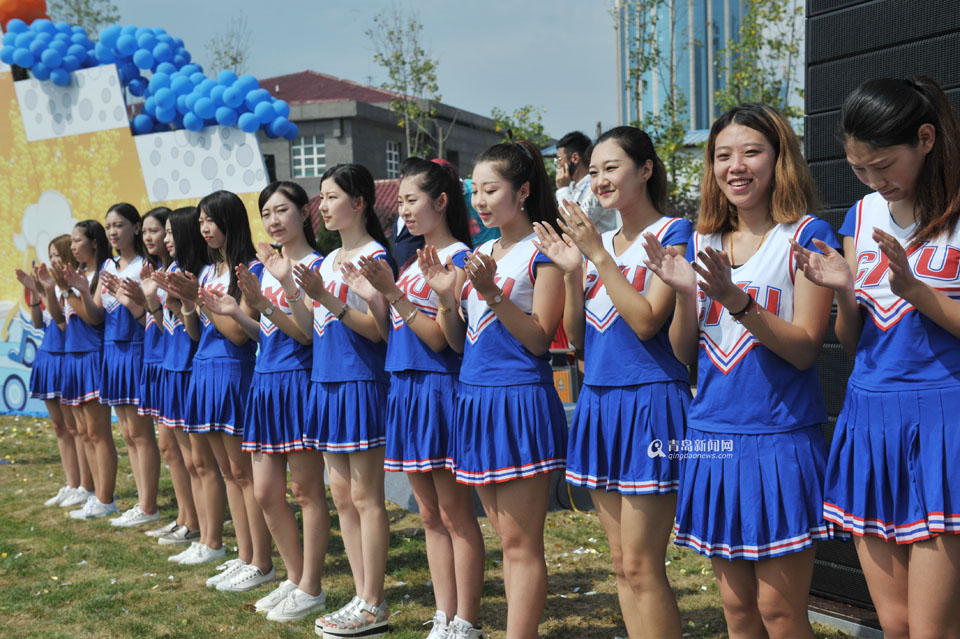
(165, 191, 272, 576)
(18, 235, 91, 507)
(117, 208, 196, 540)
(431, 141, 566, 639)
(81, 204, 161, 528)
(794, 76, 960, 638)
(49, 221, 118, 519)
(644, 104, 838, 639)
(535, 126, 691, 639)
(356, 158, 486, 639)
(200, 181, 324, 613)
(292, 164, 393, 638)
(151, 208, 206, 547)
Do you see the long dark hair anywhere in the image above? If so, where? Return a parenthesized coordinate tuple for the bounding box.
(596, 126, 668, 214)
(399, 157, 473, 249)
(839, 76, 960, 243)
(106, 202, 147, 260)
(75, 220, 110, 294)
(475, 140, 559, 229)
(142, 206, 172, 268)
(197, 190, 257, 299)
(258, 181, 321, 252)
(167, 207, 209, 278)
(320, 163, 395, 270)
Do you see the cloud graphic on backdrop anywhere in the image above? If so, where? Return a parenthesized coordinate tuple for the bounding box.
(14, 190, 77, 265)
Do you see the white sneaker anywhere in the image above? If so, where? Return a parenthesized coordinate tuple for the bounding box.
(206, 558, 246, 588)
(255, 579, 298, 613)
(178, 544, 225, 565)
(158, 525, 201, 546)
(110, 504, 159, 528)
(59, 487, 92, 508)
(45, 486, 72, 507)
(69, 495, 96, 519)
(448, 616, 485, 639)
(266, 587, 325, 622)
(145, 520, 180, 538)
(70, 496, 118, 519)
(218, 564, 276, 592)
(425, 610, 450, 639)
(168, 541, 201, 563)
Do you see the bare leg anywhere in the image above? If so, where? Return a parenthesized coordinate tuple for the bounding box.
(755, 548, 816, 639)
(288, 450, 331, 595)
(208, 432, 250, 561)
(82, 400, 116, 504)
(189, 432, 225, 549)
(219, 433, 273, 572)
(907, 533, 960, 639)
(712, 558, 769, 639)
(173, 428, 201, 532)
(45, 399, 80, 488)
(433, 470, 485, 625)
(252, 452, 302, 584)
(118, 406, 159, 513)
(157, 424, 193, 526)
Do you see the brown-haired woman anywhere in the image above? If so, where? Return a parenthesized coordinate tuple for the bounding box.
(645, 103, 839, 639)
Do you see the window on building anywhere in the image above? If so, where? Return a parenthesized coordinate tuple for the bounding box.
(291, 135, 326, 178)
(386, 141, 401, 178)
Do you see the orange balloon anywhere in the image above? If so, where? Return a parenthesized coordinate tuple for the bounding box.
(0, 0, 49, 30)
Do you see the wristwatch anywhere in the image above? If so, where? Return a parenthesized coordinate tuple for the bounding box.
(261, 304, 275, 317)
(485, 289, 504, 307)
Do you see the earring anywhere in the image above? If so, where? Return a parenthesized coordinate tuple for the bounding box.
(520, 198, 526, 211)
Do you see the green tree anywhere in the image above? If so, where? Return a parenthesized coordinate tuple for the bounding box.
(490, 105, 552, 149)
(46, 0, 119, 38)
(713, 0, 805, 119)
(205, 14, 251, 76)
(367, 7, 450, 159)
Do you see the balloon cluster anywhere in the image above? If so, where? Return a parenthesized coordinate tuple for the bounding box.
(1, 19, 298, 140)
(0, 18, 97, 86)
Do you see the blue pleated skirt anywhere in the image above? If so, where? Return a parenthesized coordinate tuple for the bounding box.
(242, 369, 311, 454)
(183, 358, 253, 436)
(673, 425, 833, 561)
(824, 385, 960, 543)
(450, 382, 567, 486)
(384, 370, 457, 473)
(99, 341, 143, 406)
(29, 350, 61, 400)
(60, 351, 102, 406)
(157, 368, 191, 429)
(566, 381, 689, 494)
(304, 380, 388, 453)
(137, 361, 164, 418)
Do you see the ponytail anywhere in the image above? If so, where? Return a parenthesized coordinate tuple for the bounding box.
(476, 140, 559, 230)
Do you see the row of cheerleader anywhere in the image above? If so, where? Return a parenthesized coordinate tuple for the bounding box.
(18, 74, 960, 639)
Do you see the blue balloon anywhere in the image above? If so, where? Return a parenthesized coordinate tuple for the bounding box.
(172, 114, 184, 129)
(116, 34, 137, 56)
(72, 25, 88, 36)
(235, 74, 258, 93)
(238, 112, 260, 133)
(255, 100, 276, 124)
(144, 96, 157, 116)
(128, 77, 147, 97)
(172, 37, 185, 49)
(185, 92, 201, 112)
(2, 32, 16, 46)
(61, 55, 80, 72)
(33, 19, 56, 35)
(171, 75, 193, 95)
(181, 64, 201, 76)
(119, 61, 139, 83)
(176, 49, 191, 64)
(0, 47, 13, 64)
(134, 27, 149, 39)
(210, 85, 226, 106)
(50, 40, 68, 56)
(183, 112, 204, 132)
(50, 68, 70, 86)
(273, 99, 291, 119)
(13, 32, 33, 48)
(67, 43, 87, 58)
(155, 87, 175, 109)
(55, 21, 72, 33)
(133, 114, 154, 134)
(194, 97, 216, 119)
(155, 61, 177, 75)
(268, 116, 288, 137)
(217, 69, 238, 86)
(284, 122, 299, 140)
(197, 78, 217, 96)
(31, 62, 50, 81)
(222, 86, 244, 109)
(29, 40, 45, 57)
(133, 48, 155, 70)
(153, 42, 173, 63)
(148, 72, 171, 92)
(189, 71, 206, 85)
(156, 105, 176, 124)
(157, 33, 173, 44)
(41, 48, 62, 68)
(215, 106, 238, 127)
(173, 54, 189, 67)
(245, 88, 270, 111)
(6, 19, 28, 34)
(94, 42, 116, 63)
(176, 94, 190, 114)
(12, 48, 35, 68)
(137, 33, 157, 51)
(99, 25, 121, 48)
(121, 25, 137, 36)
(69, 33, 86, 45)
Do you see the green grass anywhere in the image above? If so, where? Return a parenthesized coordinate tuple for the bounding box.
(0, 415, 851, 638)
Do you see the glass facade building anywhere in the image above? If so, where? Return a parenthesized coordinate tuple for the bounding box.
(616, 0, 744, 131)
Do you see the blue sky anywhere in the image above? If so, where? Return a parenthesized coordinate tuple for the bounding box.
(116, 0, 620, 140)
